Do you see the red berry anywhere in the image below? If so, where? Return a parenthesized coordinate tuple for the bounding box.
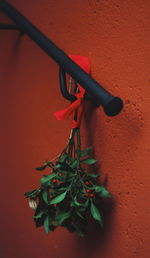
(86, 189, 90, 193)
(85, 193, 89, 197)
(90, 193, 94, 198)
(58, 173, 62, 177)
(85, 181, 90, 185)
(52, 179, 57, 183)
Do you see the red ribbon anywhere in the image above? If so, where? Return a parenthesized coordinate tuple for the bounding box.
(54, 54, 91, 128)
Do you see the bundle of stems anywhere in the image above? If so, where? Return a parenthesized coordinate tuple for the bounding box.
(25, 127, 111, 236)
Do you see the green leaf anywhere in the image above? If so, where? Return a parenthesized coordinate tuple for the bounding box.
(94, 186, 102, 192)
(35, 164, 47, 171)
(76, 230, 87, 237)
(24, 189, 40, 198)
(42, 191, 49, 204)
(78, 206, 86, 212)
(100, 186, 111, 198)
(88, 173, 98, 178)
(82, 159, 97, 165)
(33, 210, 45, 219)
(76, 211, 85, 220)
(49, 225, 56, 231)
(80, 147, 92, 157)
(71, 159, 78, 168)
(62, 220, 76, 233)
(90, 202, 103, 226)
(57, 186, 68, 191)
(58, 154, 68, 163)
(56, 211, 71, 225)
(74, 200, 83, 207)
(74, 223, 87, 237)
(84, 199, 89, 207)
(72, 197, 83, 207)
(44, 215, 50, 234)
(40, 174, 56, 185)
(50, 191, 67, 205)
(84, 171, 98, 178)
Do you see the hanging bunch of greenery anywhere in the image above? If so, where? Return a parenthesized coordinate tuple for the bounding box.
(25, 127, 111, 237)
(25, 55, 112, 236)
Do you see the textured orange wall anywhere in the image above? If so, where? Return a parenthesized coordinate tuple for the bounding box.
(0, 0, 150, 258)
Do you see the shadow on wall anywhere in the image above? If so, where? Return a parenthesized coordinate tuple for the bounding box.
(72, 101, 116, 258)
(74, 99, 143, 258)
(75, 198, 115, 258)
(0, 32, 23, 83)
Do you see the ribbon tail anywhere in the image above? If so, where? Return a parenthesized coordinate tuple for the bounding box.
(54, 98, 81, 121)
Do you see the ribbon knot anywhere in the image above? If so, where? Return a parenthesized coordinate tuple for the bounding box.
(54, 54, 91, 128)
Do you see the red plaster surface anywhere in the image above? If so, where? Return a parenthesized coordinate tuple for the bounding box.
(0, 0, 150, 258)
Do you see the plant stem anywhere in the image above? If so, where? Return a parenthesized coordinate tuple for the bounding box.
(76, 128, 81, 169)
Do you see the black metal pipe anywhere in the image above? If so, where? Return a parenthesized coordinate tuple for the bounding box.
(0, 0, 123, 116)
(0, 23, 20, 30)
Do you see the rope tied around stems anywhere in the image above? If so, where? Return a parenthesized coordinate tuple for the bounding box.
(54, 54, 91, 128)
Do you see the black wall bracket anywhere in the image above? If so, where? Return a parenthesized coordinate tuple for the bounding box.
(0, 23, 18, 29)
(0, 0, 123, 116)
